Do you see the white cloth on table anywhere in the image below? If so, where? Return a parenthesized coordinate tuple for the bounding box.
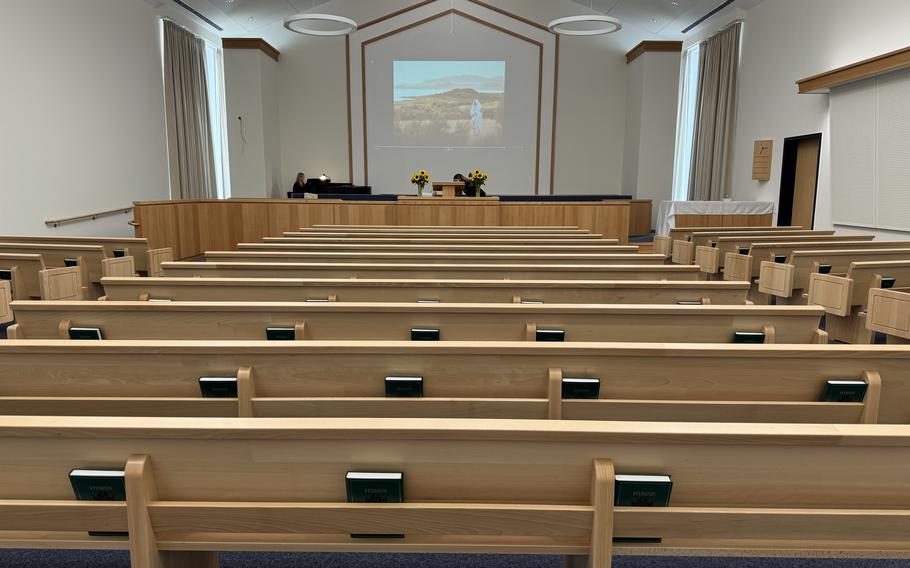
(656, 201, 774, 236)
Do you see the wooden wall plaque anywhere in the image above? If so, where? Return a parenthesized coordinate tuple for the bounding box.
(752, 140, 773, 180)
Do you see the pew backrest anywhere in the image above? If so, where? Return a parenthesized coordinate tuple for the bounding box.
(204, 251, 665, 266)
(716, 241, 908, 280)
(160, 261, 703, 281)
(285, 231, 607, 239)
(760, 249, 910, 298)
(0, 243, 106, 284)
(0, 235, 151, 273)
(808, 261, 910, 316)
(672, 230, 834, 264)
(8, 301, 825, 344)
(101, 277, 750, 305)
(666, 225, 802, 242)
(267, 236, 616, 245)
(239, 242, 640, 253)
(698, 234, 877, 274)
(2, 415, 909, 559)
(310, 224, 587, 232)
(0, 253, 46, 300)
(0, 341, 906, 423)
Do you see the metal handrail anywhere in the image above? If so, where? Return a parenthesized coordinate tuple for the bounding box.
(45, 206, 134, 228)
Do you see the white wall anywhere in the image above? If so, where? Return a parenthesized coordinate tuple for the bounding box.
(224, 48, 282, 198)
(0, 0, 171, 236)
(624, 51, 680, 226)
(255, 0, 657, 195)
(732, 0, 910, 237)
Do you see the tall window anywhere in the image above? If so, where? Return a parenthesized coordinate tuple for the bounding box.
(203, 42, 231, 199)
(671, 43, 701, 201)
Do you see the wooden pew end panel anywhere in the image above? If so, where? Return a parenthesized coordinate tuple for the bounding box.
(758, 261, 795, 298)
(723, 254, 753, 282)
(653, 236, 672, 258)
(808, 273, 853, 317)
(695, 246, 720, 275)
(38, 267, 84, 301)
(867, 288, 910, 341)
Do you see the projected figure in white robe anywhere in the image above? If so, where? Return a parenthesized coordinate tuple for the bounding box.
(470, 99, 483, 137)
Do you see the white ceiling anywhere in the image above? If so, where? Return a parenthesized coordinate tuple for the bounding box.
(174, 0, 764, 39)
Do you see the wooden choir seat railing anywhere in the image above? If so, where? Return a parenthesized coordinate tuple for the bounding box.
(697, 235, 878, 277)
(0, 341, 904, 423)
(160, 261, 702, 281)
(0, 417, 908, 566)
(100, 277, 751, 305)
(203, 251, 664, 266)
(670, 230, 835, 265)
(7, 302, 827, 344)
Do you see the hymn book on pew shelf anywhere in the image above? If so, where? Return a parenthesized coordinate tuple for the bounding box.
(821, 380, 868, 403)
(199, 377, 239, 398)
(113, 249, 125, 258)
(68, 327, 102, 340)
(0, 269, 10, 281)
(64, 258, 78, 267)
(410, 328, 440, 341)
(385, 376, 423, 397)
(346, 472, 405, 539)
(881, 277, 896, 289)
(562, 377, 600, 399)
(69, 469, 127, 537)
(266, 327, 296, 341)
(614, 475, 672, 507)
(733, 330, 765, 344)
(536, 329, 566, 342)
(677, 300, 703, 305)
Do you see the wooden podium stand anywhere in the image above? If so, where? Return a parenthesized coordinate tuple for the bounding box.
(432, 181, 466, 198)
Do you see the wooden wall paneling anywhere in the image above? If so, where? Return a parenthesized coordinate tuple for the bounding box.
(629, 200, 652, 236)
(674, 214, 773, 229)
(594, 203, 630, 244)
(175, 203, 201, 260)
(240, 203, 271, 244)
(334, 203, 397, 226)
(137, 204, 179, 253)
(196, 202, 241, 253)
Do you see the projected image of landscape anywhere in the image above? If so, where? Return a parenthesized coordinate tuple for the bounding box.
(393, 61, 505, 146)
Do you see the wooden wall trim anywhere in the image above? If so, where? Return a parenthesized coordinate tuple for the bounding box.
(222, 38, 280, 62)
(797, 45, 910, 94)
(625, 41, 683, 64)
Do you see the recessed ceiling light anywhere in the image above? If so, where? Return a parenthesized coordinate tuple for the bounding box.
(650, 17, 658, 22)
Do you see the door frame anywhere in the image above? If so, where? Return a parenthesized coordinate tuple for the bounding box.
(777, 132, 822, 228)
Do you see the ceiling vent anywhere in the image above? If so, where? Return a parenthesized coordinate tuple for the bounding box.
(171, 0, 224, 32)
(681, 0, 736, 33)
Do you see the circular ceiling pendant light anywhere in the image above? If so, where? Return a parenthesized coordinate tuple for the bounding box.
(283, 13, 357, 36)
(547, 14, 622, 36)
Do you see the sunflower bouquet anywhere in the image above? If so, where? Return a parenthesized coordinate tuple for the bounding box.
(467, 170, 488, 193)
(410, 170, 431, 196)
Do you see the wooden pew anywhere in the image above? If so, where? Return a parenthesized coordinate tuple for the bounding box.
(0, 243, 107, 298)
(8, 301, 826, 344)
(671, 230, 834, 265)
(0, 341, 906, 423)
(1, 417, 909, 565)
(0, 253, 45, 300)
(310, 224, 589, 232)
(654, 226, 804, 258)
(867, 288, 910, 344)
(696, 234, 877, 277)
(101, 277, 750, 305)
(160, 261, 702, 281)
(0, 235, 156, 274)
(758, 249, 910, 304)
(723, 241, 910, 283)
(269, 236, 615, 245)
(286, 231, 601, 239)
(245, 242, 638, 253)
(203, 251, 665, 266)
(810, 260, 910, 317)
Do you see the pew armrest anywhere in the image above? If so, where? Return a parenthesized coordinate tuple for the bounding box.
(723, 253, 753, 282)
(758, 261, 795, 298)
(866, 288, 910, 340)
(808, 273, 854, 317)
(695, 246, 720, 274)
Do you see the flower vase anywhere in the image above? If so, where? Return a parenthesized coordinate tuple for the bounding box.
(418, 184, 426, 197)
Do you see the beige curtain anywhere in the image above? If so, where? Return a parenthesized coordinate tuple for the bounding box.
(688, 22, 742, 201)
(163, 20, 217, 200)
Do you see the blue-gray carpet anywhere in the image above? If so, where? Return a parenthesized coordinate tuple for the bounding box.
(0, 552, 908, 567)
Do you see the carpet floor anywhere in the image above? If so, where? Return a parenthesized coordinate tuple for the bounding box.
(0, 551, 908, 568)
